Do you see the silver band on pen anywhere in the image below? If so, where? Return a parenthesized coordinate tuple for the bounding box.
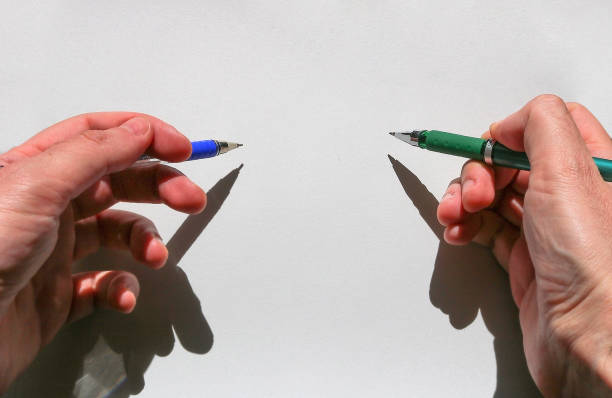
(483, 139, 495, 166)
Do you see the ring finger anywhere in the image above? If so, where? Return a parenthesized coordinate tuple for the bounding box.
(74, 209, 168, 269)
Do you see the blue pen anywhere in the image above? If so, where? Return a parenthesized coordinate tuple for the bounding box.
(0, 139, 243, 170)
(137, 139, 243, 164)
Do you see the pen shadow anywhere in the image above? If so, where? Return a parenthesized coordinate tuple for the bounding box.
(388, 155, 541, 398)
(4, 164, 244, 398)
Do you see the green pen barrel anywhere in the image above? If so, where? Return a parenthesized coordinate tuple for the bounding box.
(420, 130, 612, 182)
(491, 144, 530, 170)
(492, 144, 612, 181)
(593, 158, 612, 181)
(420, 130, 486, 159)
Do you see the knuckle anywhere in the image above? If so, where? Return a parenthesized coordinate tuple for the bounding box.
(134, 217, 155, 233)
(80, 129, 111, 146)
(528, 96, 574, 132)
(460, 160, 488, 179)
(447, 177, 461, 188)
(1, 146, 34, 166)
(532, 94, 566, 108)
(68, 113, 94, 132)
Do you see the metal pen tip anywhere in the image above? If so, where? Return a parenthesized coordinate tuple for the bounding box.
(389, 130, 422, 146)
(218, 141, 243, 154)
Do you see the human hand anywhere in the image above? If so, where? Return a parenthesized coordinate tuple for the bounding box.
(0, 113, 206, 391)
(437, 95, 612, 396)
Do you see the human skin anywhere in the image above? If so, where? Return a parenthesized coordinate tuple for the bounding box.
(437, 95, 612, 396)
(0, 113, 207, 392)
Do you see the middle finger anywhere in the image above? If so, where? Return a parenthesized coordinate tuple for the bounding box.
(72, 164, 207, 220)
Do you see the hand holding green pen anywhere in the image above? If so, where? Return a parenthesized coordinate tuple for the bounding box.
(397, 95, 612, 396)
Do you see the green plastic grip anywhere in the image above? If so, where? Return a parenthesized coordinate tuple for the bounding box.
(420, 130, 486, 160)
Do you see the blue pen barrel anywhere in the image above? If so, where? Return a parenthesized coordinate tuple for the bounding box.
(189, 140, 219, 160)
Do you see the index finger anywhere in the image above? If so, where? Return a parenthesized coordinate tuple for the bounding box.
(490, 94, 598, 185)
(12, 118, 156, 215)
(6, 112, 192, 163)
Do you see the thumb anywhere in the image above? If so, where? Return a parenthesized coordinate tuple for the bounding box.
(490, 95, 600, 185)
(9, 117, 152, 216)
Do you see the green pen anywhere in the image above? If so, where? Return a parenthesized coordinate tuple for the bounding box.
(389, 130, 612, 182)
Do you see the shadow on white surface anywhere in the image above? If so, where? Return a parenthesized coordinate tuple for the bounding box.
(4, 165, 243, 398)
(388, 155, 542, 398)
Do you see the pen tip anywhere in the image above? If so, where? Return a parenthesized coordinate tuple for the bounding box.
(388, 132, 396, 136)
(237, 143, 243, 147)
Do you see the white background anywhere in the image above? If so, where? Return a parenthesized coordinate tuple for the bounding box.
(2, 1, 611, 397)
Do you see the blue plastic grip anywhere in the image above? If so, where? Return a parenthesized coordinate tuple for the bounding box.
(188, 140, 219, 160)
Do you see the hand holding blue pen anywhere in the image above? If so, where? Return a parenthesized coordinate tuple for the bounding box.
(0, 113, 241, 392)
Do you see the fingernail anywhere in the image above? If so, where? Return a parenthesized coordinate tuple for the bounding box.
(447, 224, 461, 238)
(145, 237, 168, 269)
(121, 117, 150, 136)
(109, 278, 139, 311)
(118, 289, 137, 312)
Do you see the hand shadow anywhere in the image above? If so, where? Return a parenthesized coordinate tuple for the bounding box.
(388, 156, 541, 398)
(4, 164, 244, 398)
